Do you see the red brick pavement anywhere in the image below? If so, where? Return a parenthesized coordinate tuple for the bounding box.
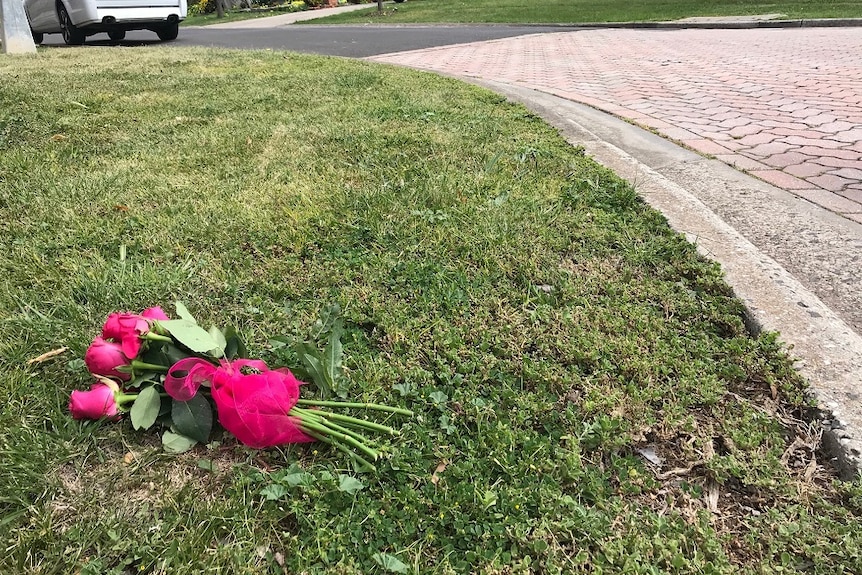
(369, 28, 862, 221)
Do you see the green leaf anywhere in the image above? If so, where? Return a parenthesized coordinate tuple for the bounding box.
(337, 475, 365, 495)
(66, 358, 86, 373)
(372, 552, 409, 574)
(130, 386, 161, 430)
(161, 320, 220, 354)
(174, 302, 196, 323)
(481, 489, 497, 510)
(223, 326, 247, 360)
(284, 472, 315, 487)
(324, 319, 345, 397)
(311, 303, 341, 339)
(196, 459, 215, 472)
(162, 431, 197, 453)
(260, 484, 289, 501)
(171, 395, 213, 443)
(296, 342, 332, 398)
(208, 325, 226, 358)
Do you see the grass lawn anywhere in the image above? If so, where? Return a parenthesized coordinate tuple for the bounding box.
(309, 0, 862, 25)
(2, 48, 862, 574)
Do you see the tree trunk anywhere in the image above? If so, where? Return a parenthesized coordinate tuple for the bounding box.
(377, 0, 383, 12)
(216, 0, 225, 18)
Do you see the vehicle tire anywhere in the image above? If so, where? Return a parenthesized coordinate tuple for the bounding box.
(57, 3, 86, 45)
(32, 30, 44, 44)
(155, 22, 179, 41)
(108, 30, 126, 41)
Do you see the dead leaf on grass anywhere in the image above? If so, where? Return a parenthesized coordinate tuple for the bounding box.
(27, 346, 69, 365)
(705, 479, 720, 514)
(431, 460, 448, 486)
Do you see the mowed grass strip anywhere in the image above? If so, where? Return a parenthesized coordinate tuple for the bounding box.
(309, 0, 861, 25)
(1, 48, 861, 574)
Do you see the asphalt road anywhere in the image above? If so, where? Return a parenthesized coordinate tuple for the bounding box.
(38, 25, 576, 57)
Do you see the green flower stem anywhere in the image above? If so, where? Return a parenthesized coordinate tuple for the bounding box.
(143, 332, 173, 343)
(298, 418, 379, 462)
(115, 393, 139, 405)
(293, 408, 375, 447)
(295, 399, 413, 416)
(130, 360, 168, 373)
(303, 428, 376, 472)
(292, 407, 398, 436)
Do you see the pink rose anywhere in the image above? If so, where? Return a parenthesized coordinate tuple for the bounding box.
(210, 360, 314, 448)
(69, 383, 120, 420)
(84, 337, 131, 380)
(102, 312, 151, 359)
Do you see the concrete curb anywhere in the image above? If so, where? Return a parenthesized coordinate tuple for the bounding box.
(466, 79, 862, 478)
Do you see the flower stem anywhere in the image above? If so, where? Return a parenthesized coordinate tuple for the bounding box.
(115, 393, 139, 405)
(295, 399, 413, 416)
(300, 428, 377, 472)
(292, 407, 398, 436)
(298, 419, 379, 462)
(143, 332, 173, 343)
(293, 408, 374, 447)
(131, 360, 169, 373)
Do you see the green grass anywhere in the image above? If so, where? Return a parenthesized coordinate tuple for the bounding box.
(310, 0, 861, 25)
(2, 48, 862, 574)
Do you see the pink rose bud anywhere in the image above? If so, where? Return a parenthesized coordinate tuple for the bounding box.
(84, 336, 132, 381)
(69, 383, 120, 420)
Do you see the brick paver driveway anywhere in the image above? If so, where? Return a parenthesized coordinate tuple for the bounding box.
(370, 27, 862, 223)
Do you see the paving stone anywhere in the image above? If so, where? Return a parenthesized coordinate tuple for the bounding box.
(746, 142, 798, 157)
(830, 129, 862, 144)
(830, 168, 862, 181)
(682, 139, 731, 156)
(813, 157, 862, 170)
(785, 162, 832, 178)
(764, 152, 816, 169)
(735, 132, 778, 146)
(749, 169, 817, 190)
(838, 189, 862, 204)
(727, 124, 763, 138)
(781, 136, 848, 149)
(798, 147, 860, 161)
(809, 174, 854, 192)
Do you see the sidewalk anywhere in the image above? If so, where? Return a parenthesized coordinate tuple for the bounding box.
(193, 2, 378, 28)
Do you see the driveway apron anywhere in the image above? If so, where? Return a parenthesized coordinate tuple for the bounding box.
(369, 27, 862, 223)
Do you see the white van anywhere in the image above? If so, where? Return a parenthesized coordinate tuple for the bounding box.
(25, 0, 187, 45)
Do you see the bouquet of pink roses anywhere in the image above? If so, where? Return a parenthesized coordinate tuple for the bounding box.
(70, 303, 410, 470)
